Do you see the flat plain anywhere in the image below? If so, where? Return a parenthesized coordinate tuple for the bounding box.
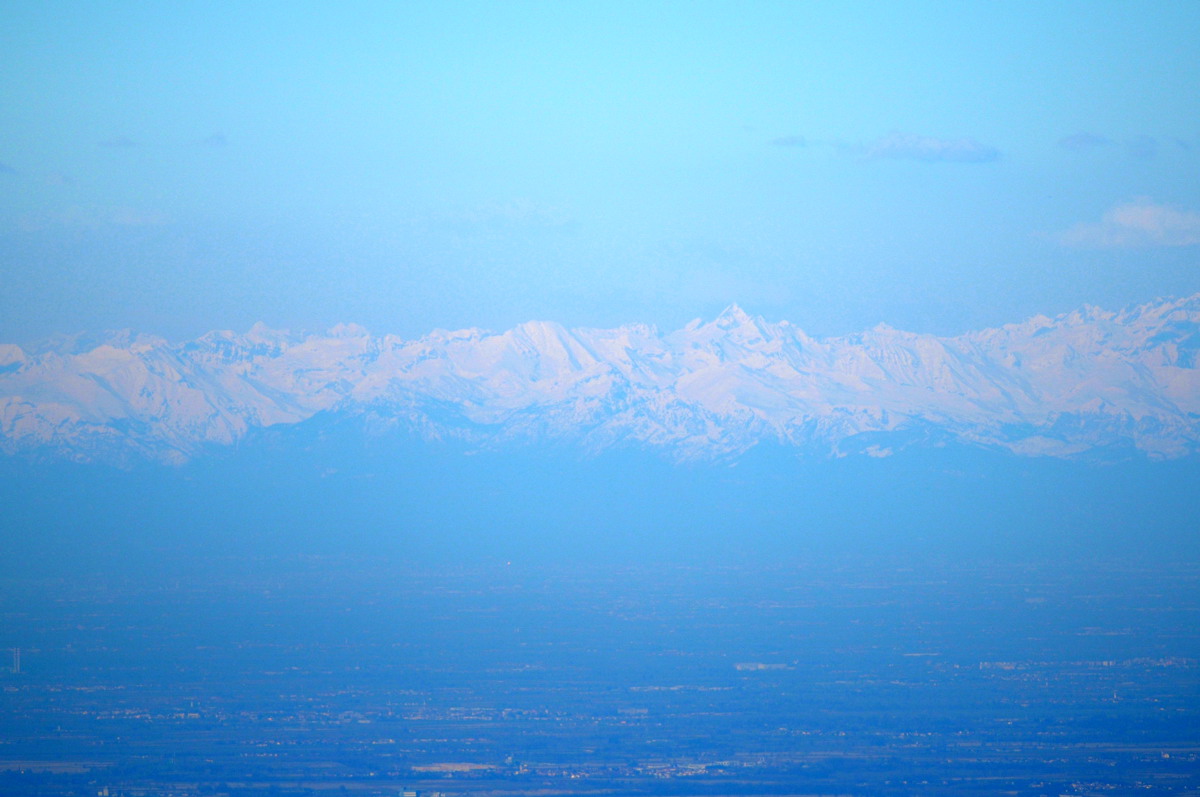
(1, 557, 1197, 796)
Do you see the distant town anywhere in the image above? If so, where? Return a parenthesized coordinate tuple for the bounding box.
(1, 557, 1197, 795)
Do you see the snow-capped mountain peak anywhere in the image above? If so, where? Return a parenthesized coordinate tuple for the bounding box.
(3, 296, 1199, 464)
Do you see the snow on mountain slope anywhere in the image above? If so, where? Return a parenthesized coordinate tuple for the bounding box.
(2, 295, 1199, 464)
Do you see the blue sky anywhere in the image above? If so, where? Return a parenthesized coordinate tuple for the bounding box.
(2, 1, 1199, 343)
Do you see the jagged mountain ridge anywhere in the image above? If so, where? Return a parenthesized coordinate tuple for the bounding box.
(2, 294, 1199, 464)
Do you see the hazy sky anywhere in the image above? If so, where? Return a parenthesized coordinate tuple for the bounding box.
(2, 1, 1198, 343)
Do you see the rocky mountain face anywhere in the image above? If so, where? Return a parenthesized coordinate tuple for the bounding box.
(2, 295, 1199, 465)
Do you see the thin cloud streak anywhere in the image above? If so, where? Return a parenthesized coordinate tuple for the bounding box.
(1060, 199, 1200, 248)
(862, 132, 1000, 163)
(769, 134, 807, 147)
(770, 131, 1001, 163)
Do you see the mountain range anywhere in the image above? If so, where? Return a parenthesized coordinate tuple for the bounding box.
(3, 294, 1199, 466)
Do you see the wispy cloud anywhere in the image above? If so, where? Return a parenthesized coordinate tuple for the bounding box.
(862, 132, 1000, 163)
(196, 132, 228, 147)
(0, 162, 17, 176)
(17, 206, 170, 233)
(770, 131, 1000, 163)
(1060, 199, 1200, 248)
(769, 134, 807, 147)
(1058, 132, 1110, 151)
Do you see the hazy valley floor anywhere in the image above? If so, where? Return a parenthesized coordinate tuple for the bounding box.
(1, 555, 1198, 796)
